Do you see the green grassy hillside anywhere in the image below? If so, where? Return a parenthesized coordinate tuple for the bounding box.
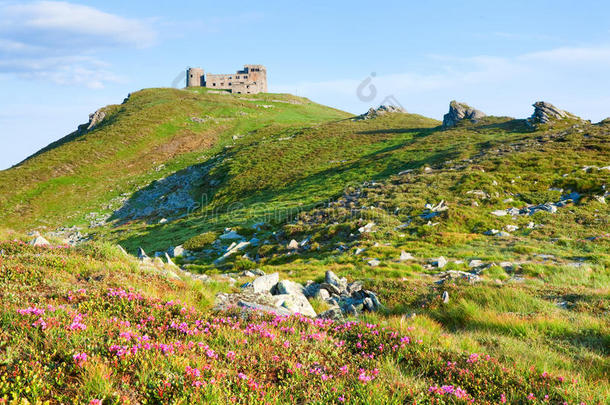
(0, 91, 608, 404)
(0, 88, 349, 230)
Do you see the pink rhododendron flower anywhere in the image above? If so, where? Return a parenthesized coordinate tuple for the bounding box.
(73, 352, 88, 367)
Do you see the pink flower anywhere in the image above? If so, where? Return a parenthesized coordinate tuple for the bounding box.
(73, 352, 88, 367)
(32, 318, 47, 330)
(500, 394, 507, 403)
(226, 350, 236, 361)
(527, 393, 536, 401)
(89, 400, 102, 405)
(358, 371, 373, 383)
(339, 365, 348, 375)
(338, 395, 345, 402)
(467, 353, 480, 363)
(237, 372, 248, 380)
(185, 366, 201, 378)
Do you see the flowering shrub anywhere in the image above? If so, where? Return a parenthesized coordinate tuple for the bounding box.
(0, 241, 601, 404)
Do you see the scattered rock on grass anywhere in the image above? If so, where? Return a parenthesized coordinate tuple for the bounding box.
(399, 251, 414, 261)
(431, 256, 448, 269)
(29, 236, 51, 247)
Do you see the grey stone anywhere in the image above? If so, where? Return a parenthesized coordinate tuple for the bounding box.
(530, 101, 578, 124)
(168, 245, 184, 257)
(317, 307, 344, 320)
(164, 253, 179, 268)
(86, 108, 106, 130)
(214, 241, 250, 264)
(219, 230, 244, 240)
(344, 304, 358, 315)
(499, 262, 514, 270)
(347, 281, 363, 294)
(287, 239, 299, 250)
(137, 247, 149, 261)
(274, 294, 316, 317)
(425, 200, 448, 212)
(325, 270, 344, 289)
(303, 281, 320, 298)
(367, 292, 381, 308)
(442, 100, 486, 128)
(29, 236, 51, 247)
(363, 297, 375, 311)
(273, 279, 305, 296)
(356, 105, 406, 120)
(437, 270, 481, 284)
(358, 222, 375, 233)
(432, 256, 448, 268)
(367, 258, 380, 267)
(315, 288, 330, 301)
(111, 164, 212, 224)
(237, 300, 292, 316)
(399, 251, 414, 261)
(251, 272, 279, 293)
(442, 291, 450, 304)
(320, 282, 341, 295)
(469, 259, 484, 268)
(251, 268, 266, 276)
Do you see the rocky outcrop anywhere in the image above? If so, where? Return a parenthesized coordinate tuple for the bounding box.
(111, 162, 214, 224)
(86, 109, 106, 130)
(355, 105, 406, 120)
(214, 270, 382, 319)
(442, 101, 486, 128)
(529, 102, 577, 124)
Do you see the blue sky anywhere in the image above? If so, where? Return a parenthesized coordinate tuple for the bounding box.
(1, 0, 610, 169)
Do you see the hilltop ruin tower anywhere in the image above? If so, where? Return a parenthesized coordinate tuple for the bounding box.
(186, 65, 267, 94)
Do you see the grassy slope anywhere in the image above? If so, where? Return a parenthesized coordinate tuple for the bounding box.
(0, 232, 604, 404)
(0, 88, 349, 230)
(0, 91, 608, 403)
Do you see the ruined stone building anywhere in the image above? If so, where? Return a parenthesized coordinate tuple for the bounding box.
(186, 65, 267, 94)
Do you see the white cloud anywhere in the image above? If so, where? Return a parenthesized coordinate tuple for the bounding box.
(274, 44, 610, 122)
(0, 1, 156, 87)
(0, 1, 156, 47)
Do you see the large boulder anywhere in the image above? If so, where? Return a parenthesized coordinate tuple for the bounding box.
(274, 294, 317, 317)
(442, 101, 486, 128)
(273, 279, 305, 296)
(251, 272, 279, 293)
(237, 300, 293, 316)
(529, 101, 578, 124)
(356, 105, 406, 120)
(325, 270, 347, 291)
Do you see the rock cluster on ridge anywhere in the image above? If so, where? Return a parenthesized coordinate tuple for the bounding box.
(442, 100, 486, 128)
(529, 101, 579, 124)
(355, 104, 406, 120)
